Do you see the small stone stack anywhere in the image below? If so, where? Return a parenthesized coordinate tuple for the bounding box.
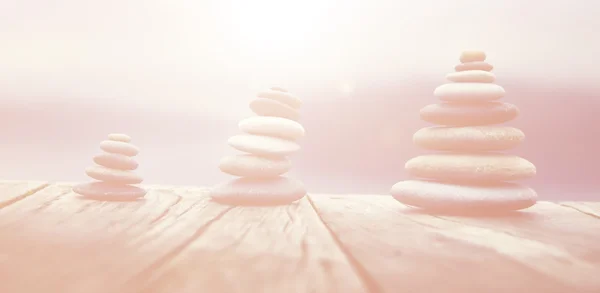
(73, 133, 146, 201)
(391, 51, 537, 214)
(210, 87, 307, 206)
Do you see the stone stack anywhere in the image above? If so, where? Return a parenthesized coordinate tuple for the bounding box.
(210, 87, 307, 206)
(73, 133, 146, 201)
(391, 51, 537, 214)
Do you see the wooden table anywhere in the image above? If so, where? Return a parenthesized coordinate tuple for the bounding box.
(0, 180, 599, 293)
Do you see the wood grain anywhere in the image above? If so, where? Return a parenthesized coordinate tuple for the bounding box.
(421, 201, 600, 291)
(0, 182, 225, 293)
(1, 180, 598, 293)
(141, 197, 368, 293)
(309, 194, 600, 293)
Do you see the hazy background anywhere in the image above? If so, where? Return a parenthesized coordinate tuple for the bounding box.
(1, 0, 599, 199)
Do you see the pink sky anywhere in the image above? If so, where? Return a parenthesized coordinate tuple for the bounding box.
(1, 0, 599, 117)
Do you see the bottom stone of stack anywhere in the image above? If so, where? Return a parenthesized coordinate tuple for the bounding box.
(73, 181, 147, 201)
(390, 180, 537, 213)
(210, 176, 306, 206)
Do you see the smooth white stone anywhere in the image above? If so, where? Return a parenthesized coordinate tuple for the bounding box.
(99, 140, 139, 157)
(219, 154, 291, 177)
(108, 133, 131, 142)
(434, 83, 505, 102)
(73, 181, 146, 201)
(239, 116, 305, 141)
(249, 98, 300, 121)
(459, 51, 486, 63)
(210, 176, 306, 206)
(93, 153, 139, 170)
(85, 165, 143, 184)
(391, 180, 537, 213)
(257, 89, 302, 109)
(228, 134, 300, 156)
(446, 70, 495, 83)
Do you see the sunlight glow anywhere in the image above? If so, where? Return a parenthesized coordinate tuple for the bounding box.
(218, 0, 334, 57)
(339, 82, 355, 95)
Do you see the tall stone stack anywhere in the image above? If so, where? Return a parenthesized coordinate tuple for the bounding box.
(73, 133, 146, 201)
(391, 51, 538, 214)
(210, 87, 307, 206)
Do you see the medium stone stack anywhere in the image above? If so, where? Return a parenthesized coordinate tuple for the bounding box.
(210, 87, 307, 206)
(391, 51, 537, 213)
(73, 133, 146, 201)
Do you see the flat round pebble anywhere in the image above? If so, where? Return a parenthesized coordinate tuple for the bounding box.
(249, 98, 300, 121)
(420, 102, 519, 126)
(100, 140, 139, 157)
(455, 61, 493, 72)
(459, 51, 486, 63)
(85, 165, 143, 184)
(405, 154, 536, 182)
(413, 126, 525, 151)
(257, 89, 302, 109)
(228, 134, 300, 156)
(446, 70, 495, 83)
(210, 176, 306, 206)
(239, 116, 305, 141)
(93, 153, 139, 170)
(434, 83, 505, 102)
(391, 180, 537, 213)
(73, 181, 146, 201)
(219, 154, 291, 177)
(108, 133, 131, 142)
(270, 86, 288, 92)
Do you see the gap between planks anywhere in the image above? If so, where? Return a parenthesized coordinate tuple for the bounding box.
(0, 180, 50, 209)
(306, 195, 384, 293)
(555, 202, 600, 220)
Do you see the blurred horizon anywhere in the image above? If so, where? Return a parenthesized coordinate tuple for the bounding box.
(2, 78, 598, 200)
(1, 0, 599, 199)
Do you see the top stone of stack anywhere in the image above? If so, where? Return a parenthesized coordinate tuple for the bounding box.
(108, 133, 132, 143)
(250, 87, 303, 122)
(435, 50, 504, 103)
(455, 50, 494, 72)
(270, 86, 288, 92)
(257, 88, 302, 109)
(422, 51, 518, 126)
(459, 50, 486, 63)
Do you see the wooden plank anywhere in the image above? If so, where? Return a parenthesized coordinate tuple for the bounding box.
(0, 180, 48, 209)
(140, 197, 369, 293)
(420, 199, 598, 291)
(418, 201, 600, 291)
(0, 182, 228, 293)
(309, 194, 600, 293)
(3, 179, 598, 293)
